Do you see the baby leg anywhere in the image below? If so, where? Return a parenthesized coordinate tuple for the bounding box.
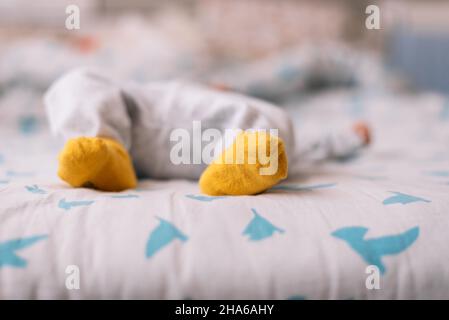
(45, 68, 137, 191)
(199, 130, 289, 195)
(288, 121, 371, 175)
(57, 137, 136, 191)
(180, 88, 295, 195)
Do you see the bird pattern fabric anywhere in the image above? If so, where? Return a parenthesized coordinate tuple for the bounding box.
(1, 87, 449, 299)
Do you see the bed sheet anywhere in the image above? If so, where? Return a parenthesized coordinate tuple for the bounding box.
(1, 87, 449, 299)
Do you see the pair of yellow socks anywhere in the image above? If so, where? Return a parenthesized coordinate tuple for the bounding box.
(57, 132, 288, 195)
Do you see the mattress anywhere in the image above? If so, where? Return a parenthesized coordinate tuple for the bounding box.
(1, 86, 449, 299)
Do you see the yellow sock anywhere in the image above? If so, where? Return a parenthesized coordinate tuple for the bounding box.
(58, 137, 137, 191)
(199, 131, 288, 196)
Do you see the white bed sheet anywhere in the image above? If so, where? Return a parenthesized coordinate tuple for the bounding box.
(1, 87, 449, 299)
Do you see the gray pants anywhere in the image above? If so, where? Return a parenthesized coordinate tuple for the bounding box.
(44, 68, 362, 179)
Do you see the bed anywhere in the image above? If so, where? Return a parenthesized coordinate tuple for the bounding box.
(1, 33, 449, 299)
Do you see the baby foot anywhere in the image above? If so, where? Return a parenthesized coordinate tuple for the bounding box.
(353, 121, 371, 145)
(199, 131, 288, 195)
(58, 137, 137, 191)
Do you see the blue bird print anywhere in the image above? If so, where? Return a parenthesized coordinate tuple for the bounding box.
(58, 198, 95, 210)
(243, 208, 284, 241)
(25, 185, 46, 194)
(146, 217, 188, 258)
(271, 183, 336, 192)
(185, 194, 226, 202)
(0, 235, 47, 268)
(332, 226, 419, 274)
(382, 191, 430, 205)
(111, 194, 140, 199)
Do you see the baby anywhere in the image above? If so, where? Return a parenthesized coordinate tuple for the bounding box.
(44, 68, 370, 195)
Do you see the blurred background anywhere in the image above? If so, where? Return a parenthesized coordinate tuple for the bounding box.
(2, 1, 449, 301)
(0, 0, 448, 108)
(0, 0, 448, 200)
